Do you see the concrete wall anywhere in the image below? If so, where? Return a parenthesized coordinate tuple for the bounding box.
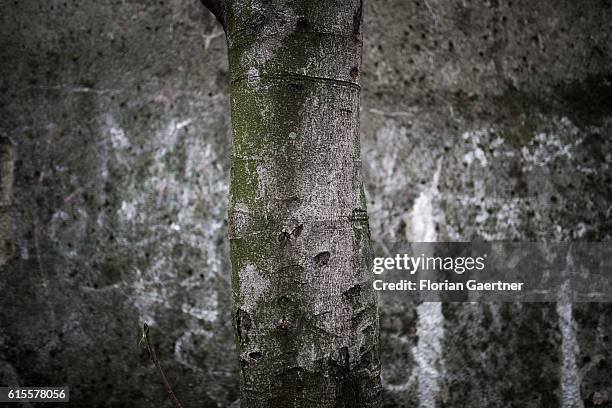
(1, 0, 611, 406)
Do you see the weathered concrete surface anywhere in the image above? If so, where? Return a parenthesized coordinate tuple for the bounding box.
(1, 0, 611, 407)
(0, 1, 235, 406)
(361, 1, 612, 407)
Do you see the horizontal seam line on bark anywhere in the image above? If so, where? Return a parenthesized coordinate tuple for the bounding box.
(227, 216, 359, 222)
(229, 30, 362, 46)
(231, 73, 360, 90)
(232, 157, 265, 162)
(227, 216, 368, 235)
(232, 156, 362, 163)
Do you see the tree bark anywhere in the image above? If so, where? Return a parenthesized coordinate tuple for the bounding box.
(203, 0, 382, 406)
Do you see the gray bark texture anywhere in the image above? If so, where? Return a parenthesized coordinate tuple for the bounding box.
(215, 0, 383, 406)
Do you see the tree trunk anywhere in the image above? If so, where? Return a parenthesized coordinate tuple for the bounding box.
(202, 0, 382, 406)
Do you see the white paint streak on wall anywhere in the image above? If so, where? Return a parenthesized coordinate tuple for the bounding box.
(119, 201, 137, 221)
(201, 27, 224, 50)
(109, 124, 130, 149)
(415, 302, 444, 408)
(557, 253, 584, 408)
(411, 163, 445, 408)
(462, 130, 489, 167)
(181, 290, 219, 322)
(520, 118, 581, 172)
(410, 164, 440, 242)
(174, 328, 215, 371)
(364, 123, 413, 242)
(112, 117, 228, 330)
(103, 113, 131, 171)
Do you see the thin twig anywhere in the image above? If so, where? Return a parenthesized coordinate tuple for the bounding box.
(140, 323, 183, 408)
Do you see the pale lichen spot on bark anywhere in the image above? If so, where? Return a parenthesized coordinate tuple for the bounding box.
(256, 164, 273, 201)
(231, 202, 251, 235)
(237, 0, 299, 68)
(239, 263, 269, 312)
(247, 67, 260, 84)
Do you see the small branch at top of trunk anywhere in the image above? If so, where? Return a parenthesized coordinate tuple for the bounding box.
(140, 323, 183, 408)
(200, 0, 227, 31)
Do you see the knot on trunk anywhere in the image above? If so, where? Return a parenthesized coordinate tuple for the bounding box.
(314, 251, 331, 267)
